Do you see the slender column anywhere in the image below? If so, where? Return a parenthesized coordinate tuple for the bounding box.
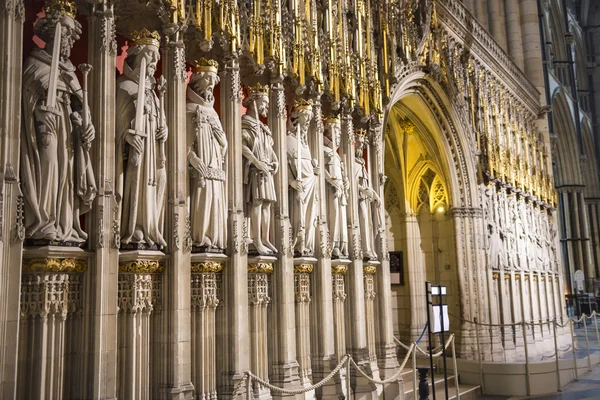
(220, 55, 250, 396)
(339, 114, 376, 398)
(590, 203, 600, 278)
(562, 191, 576, 285)
(268, 78, 301, 395)
(307, 98, 337, 398)
(504, 0, 525, 70)
(475, 0, 489, 31)
(519, 0, 545, 101)
(85, 3, 118, 398)
(160, 23, 193, 399)
(488, 0, 508, 51)
(578, 194, 596, 283)
(370, 120, 400, 392)
(294, 265, 313, 394)
(0, 2, 24, 398)
(404, 213, 427, 341)
(248, 265, 272, 399)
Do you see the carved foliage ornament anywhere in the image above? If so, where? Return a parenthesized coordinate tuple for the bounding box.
(294, 263, 314, 274)
(331, 264, 348, 275)
(23, 258, 87, 273)
(248, 263, 274, 274)
(119, 260, 165, 274)
(191, 261, 224, 273)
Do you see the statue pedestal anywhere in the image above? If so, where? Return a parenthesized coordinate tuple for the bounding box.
(363, 259, 381, 388)
(19, 246, 89, 399)
(190, 252, 227, 399)
(117, 250, 165, 399)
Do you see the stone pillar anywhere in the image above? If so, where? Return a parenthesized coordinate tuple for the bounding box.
(18, 255, 86, 399)
(0, 2, 24, 398)
(331, 264, 348, 392)
(117, 258, 163, 399)
(475, 0, 489, 31)
(294, 263, 314, 396)
(339, 114, 376, 398)
(578, 193, 595, 284)
(403, 213, 427, 341)
(560, 190, 576, 286)
(589, 202, 600, 278)
(499, 270, 516, 359)
(85, 3, 119, 398)
(191, 259, 224, 400)
(248, 262, 273, 399)
(504, 0, 525, 71)
(488, 0, 508, 51)
(307, 98, 337, 398)
(160, 23, 193, 399)
(220, 55, 250, 397)
(519, 0, 545, 101)
(369, 120, 401, 394)
(268, 79, 302, 395)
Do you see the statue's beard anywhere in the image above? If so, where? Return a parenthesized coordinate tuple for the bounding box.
(60, 40, 73, 59)
(200, 89, 214, 103)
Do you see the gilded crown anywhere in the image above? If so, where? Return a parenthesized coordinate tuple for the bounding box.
(246, 83, 269, 97)
(130, 28, 161, 48)
(292, 98, 313, 112)
(193, 58, 219, 74)
(323, 116, 340, 125)
(44, 0, 77, 19)
(355, 129, 367, 140)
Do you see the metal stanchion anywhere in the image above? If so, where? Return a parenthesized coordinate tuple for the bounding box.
(553, 319, 562, 392)
(451, 337, 461, 399)
(247, 374, 252, 400)
(522, 321, 531, 396)
(583, 316, 592, 371)
(475, 318, 483, 390)
(570, 319, 579, 381)
(346, 358, 352, 399)
(413, 342, 418, 400)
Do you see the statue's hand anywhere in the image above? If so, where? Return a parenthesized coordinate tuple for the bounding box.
(71, 114, 95, 144)
(255, 160, 270, 174)
(313, 165, 320, 176)
(156, 125, 168, 142)
(35, 106, 58, 135)
(190, 155, 206, 174)
(125, 130, 144, 154)
(290, 179, 304, 193)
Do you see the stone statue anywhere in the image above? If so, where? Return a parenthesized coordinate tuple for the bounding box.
(355, 131, 379, 260)
(242, 83, 278, 255)
(287, 99, 319, 256)
(486, 223, 505, 270)
(323, 117, 349, 258)
(186, 59, 227, 252)
(21, 1, 97, 244)
(116, 29, 167, 249)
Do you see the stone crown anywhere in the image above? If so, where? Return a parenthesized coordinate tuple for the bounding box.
(323, 116, 340, 125)
(44, 0, 77, 19)
(193, 58, 219, 74)
(292, 98, 313, 112)
(246, 82, 269, 97)
(131, 28, 161, 48)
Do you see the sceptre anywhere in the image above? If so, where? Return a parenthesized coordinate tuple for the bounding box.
(78, 63, 92, 150)
(157, 75, 167, 169)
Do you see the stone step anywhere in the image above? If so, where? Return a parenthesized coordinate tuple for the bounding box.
(402, 370, 456, 396)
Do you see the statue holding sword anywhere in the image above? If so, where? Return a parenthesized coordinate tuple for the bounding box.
(20, 0, 96, 244)
(116, 28, 167, 249)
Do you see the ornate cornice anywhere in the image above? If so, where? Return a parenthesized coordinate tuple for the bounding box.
(191, 261, 224, 274)
(23, 258, 87, 273)
(294, 264, 314, 274)
(332, 264, 348, 275)
(248, 263, 274, 274)
(363, 265, 377, 275)
(119, 260, 165, 274)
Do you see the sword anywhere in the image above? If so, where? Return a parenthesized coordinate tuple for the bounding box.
(78, 63, 92, 150)
(45, 22, 62, 111)
(131, 57, 147, 166)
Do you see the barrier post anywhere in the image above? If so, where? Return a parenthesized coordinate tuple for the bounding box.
(451, 336, 461, 399)
(594, 312, 600, 356)
(247, 374, 252, 400)
(583, 315, 592, 371)
(475, 318, 483, 389)
(570, 319, 579, 381)
(553, 319, 562, 392)
(522, 321, 531, 396)
(412, 342, 418, 400)
(346, 357, 352, 398)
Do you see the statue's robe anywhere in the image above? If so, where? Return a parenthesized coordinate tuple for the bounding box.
(287, 132, 318, 255)
(186, 88, 228, 250)
(116, 63, 166, 247)
(241, 114, 277, 205)
(21, 48, 96, 242)
(324, 144, 348, 257)
(355, 156, 376, 257)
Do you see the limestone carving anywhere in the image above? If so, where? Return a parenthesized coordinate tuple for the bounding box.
(242, 83, 278, 255)
(187, 59, 228, 252)
(287, 99, 319, 256)
(21, 5, 97, 244)
(116, 29, 167, 249)
(355, 132, 379, 260)
(323, 117, 349, 258)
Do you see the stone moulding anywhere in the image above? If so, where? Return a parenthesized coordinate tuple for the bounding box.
(248, 263, 274, 274)
(22, 258, 87, 273)
(294, 264, 314, 274)
(363, 265, 377, 275)
(119, 260, 165, 274)
(504, 273, 510, 280)
(191, 261, 224, 274)
(332, 264, 348, 275)
(492, 272, 499, 280)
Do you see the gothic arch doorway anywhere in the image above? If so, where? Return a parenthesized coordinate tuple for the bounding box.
(382, 72, 481, 351)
